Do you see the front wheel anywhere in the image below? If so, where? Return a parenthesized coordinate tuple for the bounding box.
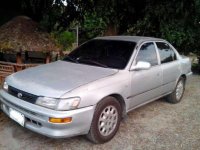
(166, 77, 185, 104)
(87, 96, 122, 144)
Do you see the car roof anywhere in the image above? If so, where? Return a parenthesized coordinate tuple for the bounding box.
(95, 36, 165, 43)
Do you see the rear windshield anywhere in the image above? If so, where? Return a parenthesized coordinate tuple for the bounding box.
(64, 39, 136, 69)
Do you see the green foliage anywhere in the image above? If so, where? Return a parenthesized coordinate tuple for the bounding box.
(127, 0, 199, 55)
(20, 0, 80, 32)
(80, 13, 106, 41)
(8, 0, 200, 56)
(80, 0, 146, 34)
(51, 31, 76, 51)
(160, 23, 196, 54)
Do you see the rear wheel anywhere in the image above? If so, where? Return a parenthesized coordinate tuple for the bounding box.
(87, 96, 122, 144)
(166, 77, 185, 104)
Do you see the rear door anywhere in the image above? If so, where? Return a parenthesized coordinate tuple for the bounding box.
(155, 42, 180, 94)
(129, 42, 163, 108)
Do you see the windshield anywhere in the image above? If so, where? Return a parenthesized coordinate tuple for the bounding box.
(63, 39, 136, 69)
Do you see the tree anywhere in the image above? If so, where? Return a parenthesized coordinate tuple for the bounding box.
(79, 0, 146, 35)
(127, 0, 200, 55)
(20, 0, 80, 32)
(3, 0, 200, 56)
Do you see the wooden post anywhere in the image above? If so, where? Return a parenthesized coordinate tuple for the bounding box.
(25, 51, 29, 62)
(16, 52, 22, 64)
(16, 52, 23, 71)
(45, 52, 51, 63)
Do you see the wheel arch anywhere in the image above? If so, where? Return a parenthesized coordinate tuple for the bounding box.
(174, 74, 186, 91)
(180, 74, 186, 81)
(99, 94, 127, 117)
(177, 74, 186, 85)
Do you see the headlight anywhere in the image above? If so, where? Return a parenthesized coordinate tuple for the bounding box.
(36, 97, 58, 109)
(36, 97, 80, 110)
(3, 81, 8, 91)
(57, 97, 80, 110)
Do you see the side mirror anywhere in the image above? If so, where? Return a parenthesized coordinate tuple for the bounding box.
(131, 61, 151, 71)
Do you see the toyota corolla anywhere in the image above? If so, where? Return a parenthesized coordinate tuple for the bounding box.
(0, 36, 192, 143)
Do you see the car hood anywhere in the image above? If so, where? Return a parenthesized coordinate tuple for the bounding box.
(6, 61, 118, 98)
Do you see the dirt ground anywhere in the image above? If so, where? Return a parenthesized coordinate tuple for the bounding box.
(0, 75, 200, 150)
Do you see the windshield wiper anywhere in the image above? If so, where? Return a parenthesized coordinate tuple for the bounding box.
(77, 58, 108, 68)
(63, 55, 78, 63)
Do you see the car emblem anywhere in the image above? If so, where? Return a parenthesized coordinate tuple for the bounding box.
(17, 93, 23, 98)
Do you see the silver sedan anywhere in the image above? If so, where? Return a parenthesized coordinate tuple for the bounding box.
(0, 36, 192, 143)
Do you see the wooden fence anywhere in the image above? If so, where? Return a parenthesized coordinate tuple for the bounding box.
(0, 61, 40, 83)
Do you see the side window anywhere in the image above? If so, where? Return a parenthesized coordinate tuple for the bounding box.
(136, 42, 158, 66)
(156, 42, 177, 64)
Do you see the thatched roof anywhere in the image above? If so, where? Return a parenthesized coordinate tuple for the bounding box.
(0, 16, 60, 53)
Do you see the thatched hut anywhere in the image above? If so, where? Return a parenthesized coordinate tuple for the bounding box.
(0, 16, 61, 81)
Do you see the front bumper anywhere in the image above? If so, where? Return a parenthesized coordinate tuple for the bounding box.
(0, 90, 95, 138)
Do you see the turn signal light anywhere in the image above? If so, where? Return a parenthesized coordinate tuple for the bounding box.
(49, 117, 72, 123)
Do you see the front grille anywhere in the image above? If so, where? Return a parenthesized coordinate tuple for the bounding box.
(8, 86, 38, 104)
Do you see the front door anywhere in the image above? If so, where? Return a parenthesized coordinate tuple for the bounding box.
(129, 42, 162, 108)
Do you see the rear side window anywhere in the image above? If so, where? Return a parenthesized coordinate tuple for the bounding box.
(136, 42, 158, 66)
(156, 42, 177, 64)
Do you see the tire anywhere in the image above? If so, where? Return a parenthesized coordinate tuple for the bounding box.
(166, 77, 185, 104)
(87, 96, 122, 144)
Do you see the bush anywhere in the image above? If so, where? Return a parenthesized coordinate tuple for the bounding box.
(51, 31, 76, 51)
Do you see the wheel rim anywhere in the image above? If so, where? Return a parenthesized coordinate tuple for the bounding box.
(176, 80, 184, 100)
(98, 105, 118, 136)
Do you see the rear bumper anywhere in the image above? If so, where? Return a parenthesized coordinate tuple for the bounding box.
(186, 72, 193, 77)
(0, 90, 95, 138)
(186, 71, 193, 83)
